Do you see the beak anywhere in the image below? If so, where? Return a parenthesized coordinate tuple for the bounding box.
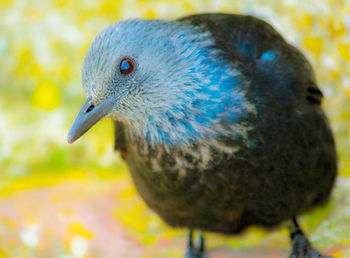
(67, 95, 116, 144)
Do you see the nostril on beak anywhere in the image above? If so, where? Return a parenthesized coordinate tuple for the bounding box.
(85, 104, 95, 113)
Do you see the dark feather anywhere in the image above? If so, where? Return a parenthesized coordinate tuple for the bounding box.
(116, 14, 337, 234)
(113, 120, 126, 151)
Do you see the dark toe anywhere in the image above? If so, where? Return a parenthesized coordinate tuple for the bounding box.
(185, 246, 204, 258)
(308, 249, 332, 258)
(290, 230, 332, 258)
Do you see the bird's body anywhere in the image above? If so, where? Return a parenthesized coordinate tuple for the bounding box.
(68, 13, 337, 257)
(114, 14, 337, 234)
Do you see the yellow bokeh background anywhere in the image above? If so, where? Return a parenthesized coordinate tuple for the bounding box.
(0, 0, 349, 257)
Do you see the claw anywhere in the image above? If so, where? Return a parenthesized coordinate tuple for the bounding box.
(290, 218, 332, 258)
(185, 230, 205, 258)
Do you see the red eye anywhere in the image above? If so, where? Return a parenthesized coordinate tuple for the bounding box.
(120, 58, 135, 76)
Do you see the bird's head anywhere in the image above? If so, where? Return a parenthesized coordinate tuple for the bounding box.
(68, 19, 246, 146)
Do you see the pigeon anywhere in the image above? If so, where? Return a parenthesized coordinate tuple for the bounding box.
(68, 13, 337, 258)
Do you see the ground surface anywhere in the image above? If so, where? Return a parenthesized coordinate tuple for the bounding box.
(0, 169, 349, 258)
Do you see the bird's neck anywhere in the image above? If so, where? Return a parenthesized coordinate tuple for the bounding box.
(122, 24, 255, 147)
(125, 65, 254, 147)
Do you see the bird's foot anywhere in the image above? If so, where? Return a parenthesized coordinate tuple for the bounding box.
(185, 230, 205, 258)
(290, 219, 332, 258)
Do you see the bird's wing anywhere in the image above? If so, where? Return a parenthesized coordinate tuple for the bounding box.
(113, 120, 127, 151)
(178, 13, 323, 105)
(178, 13, 285, 62)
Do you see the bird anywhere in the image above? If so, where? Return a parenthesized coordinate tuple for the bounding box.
(67, 13, 337, 258)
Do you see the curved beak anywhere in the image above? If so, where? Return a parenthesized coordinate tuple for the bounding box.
(67, 95, 115, 144)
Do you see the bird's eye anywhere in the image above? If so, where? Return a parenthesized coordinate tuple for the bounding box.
(119, 58, 135, 76)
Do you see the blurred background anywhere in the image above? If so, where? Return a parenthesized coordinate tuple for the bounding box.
(0, 0, 349, 257)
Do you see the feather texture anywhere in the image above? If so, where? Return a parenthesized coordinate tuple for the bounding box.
(84, 13, 337, 234)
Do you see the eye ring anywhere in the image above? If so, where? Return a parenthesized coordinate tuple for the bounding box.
(119, 58, 135, 76)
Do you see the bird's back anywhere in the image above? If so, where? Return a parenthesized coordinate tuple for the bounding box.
(114, 14, 337, 234)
